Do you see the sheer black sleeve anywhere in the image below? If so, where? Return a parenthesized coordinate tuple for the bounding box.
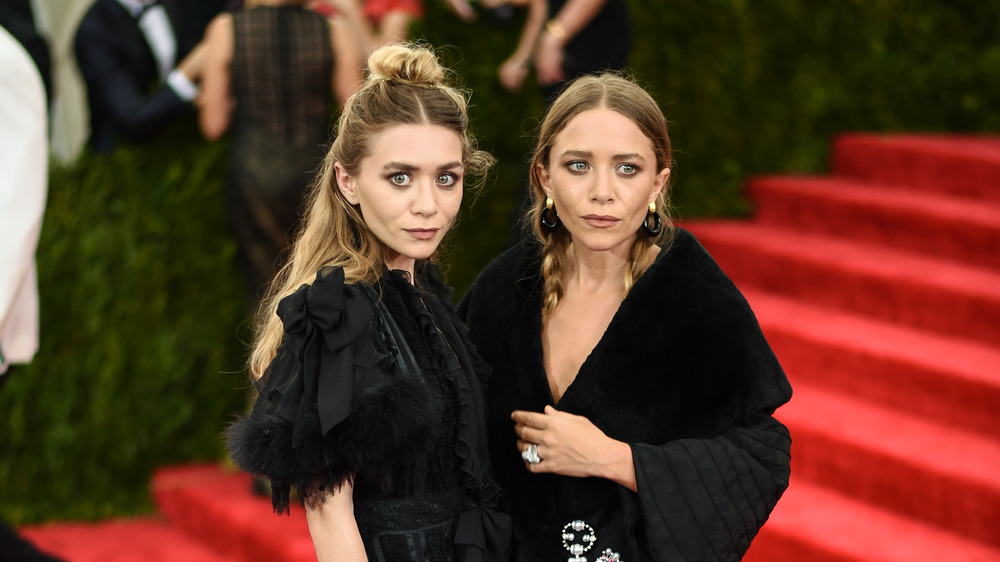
(225, 267, 440, 513)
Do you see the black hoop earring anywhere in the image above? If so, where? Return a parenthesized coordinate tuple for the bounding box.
(541, 197, 561, 231)
(643, 211, 662, 235)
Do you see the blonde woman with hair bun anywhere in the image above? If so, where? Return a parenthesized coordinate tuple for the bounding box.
(226, 43, 511, 562)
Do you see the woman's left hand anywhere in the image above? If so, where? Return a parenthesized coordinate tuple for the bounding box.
(512, 405, 634, 488)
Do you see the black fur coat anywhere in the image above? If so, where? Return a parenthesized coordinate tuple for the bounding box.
(458, 228, 793, 561)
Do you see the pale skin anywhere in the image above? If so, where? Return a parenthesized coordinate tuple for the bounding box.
(305, 481, 366, 561)
(485, 0, 545, 91)
(303, 123, 465, 560)
(534, 0, 611, 85)
(335, 123, 465, 280)
(514, 107, 669, 492)
(196, 1, 362, 141)
(487, 0, 612, 88)
(176, 42, 208, 83)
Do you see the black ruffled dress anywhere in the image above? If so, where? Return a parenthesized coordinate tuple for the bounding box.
(226, 264, 511, 562)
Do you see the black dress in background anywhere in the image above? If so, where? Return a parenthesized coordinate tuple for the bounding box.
(542, 0, 630, 100)
(227, 6, 335, 302)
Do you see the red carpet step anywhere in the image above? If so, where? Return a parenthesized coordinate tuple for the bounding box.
(19, 518, 236, 562)
(832, 134, 1000, 203)
(747, 175, 1000, 270)
(743, 289, 1000, 441)
(780, 382, 1000, 546)
(744, 479, 1000, 562)
(688, 221, 1000, 348)
(689, 133, 1000, 560)
(153, 464, 315, 562)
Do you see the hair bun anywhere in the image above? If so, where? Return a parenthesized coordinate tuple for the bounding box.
(366, 44, 446, 88)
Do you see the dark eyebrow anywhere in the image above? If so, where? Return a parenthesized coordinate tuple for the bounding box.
(614, 153, 647, 162)
(382, 161, 464, 172)
(383, 162, 418, 172)
(558, 150, 647, 162)
(559, 150, 593, 159)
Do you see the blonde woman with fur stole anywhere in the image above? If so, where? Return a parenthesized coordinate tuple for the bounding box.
(226, 43, 511, 562)
(459, 73, 792, 561)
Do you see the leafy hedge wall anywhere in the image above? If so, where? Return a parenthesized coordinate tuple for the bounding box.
(2, 1, 997, 523)
(0, 124, 250, 522)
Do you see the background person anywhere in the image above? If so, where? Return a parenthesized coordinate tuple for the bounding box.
(483, 0, 629, 98)
(197, 0, 362, 305)
(459, 73, 792, 561)
(309, 0, 475, 56)
(0, 22, 63, 562)
(74, 0, 210, 153)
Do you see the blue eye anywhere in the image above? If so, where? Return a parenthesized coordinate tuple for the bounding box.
(438, 173, 459, 187)
(618, 163, 639, 175)
(388, 173, 410, 186)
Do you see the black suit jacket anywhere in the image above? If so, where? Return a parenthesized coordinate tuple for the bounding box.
(74, 0, 195, 153)
(0, 0, 52, 106)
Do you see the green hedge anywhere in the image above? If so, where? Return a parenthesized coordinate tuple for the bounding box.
(0, 123, 250, 522)
(1, 1, 997, 523)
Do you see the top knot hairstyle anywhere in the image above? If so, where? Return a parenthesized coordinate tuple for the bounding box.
(365, 43, 445, 87)
(249, 43, 494, 378)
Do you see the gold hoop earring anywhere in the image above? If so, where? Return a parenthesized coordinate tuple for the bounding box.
(541, 197, 560, 231)
(643, 205, 662, 235)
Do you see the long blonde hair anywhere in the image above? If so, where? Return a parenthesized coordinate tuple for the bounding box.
(249, 43, 493, 378)
(526, 73, 676, 323)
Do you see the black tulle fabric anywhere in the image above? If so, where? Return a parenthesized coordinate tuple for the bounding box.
(226, 265, 510, 562)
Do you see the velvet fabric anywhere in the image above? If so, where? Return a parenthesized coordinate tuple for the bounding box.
(458, 228, 793, 561)
(226, 264, 511, 562)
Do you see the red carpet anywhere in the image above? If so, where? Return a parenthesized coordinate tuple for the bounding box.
(20, 133, 1000, 561)
(688, 133, 1000, 561)
(18, 518, 236, 562)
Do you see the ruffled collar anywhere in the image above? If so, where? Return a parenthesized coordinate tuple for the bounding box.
(379, 264, 502, 508)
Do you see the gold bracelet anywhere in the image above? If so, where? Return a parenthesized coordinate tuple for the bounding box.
(545, 19, 568, 41)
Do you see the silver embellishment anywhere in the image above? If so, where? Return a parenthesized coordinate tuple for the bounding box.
(521, 443, 541, 464)
(561, 520, 597, 562)
(596, 549, 622, 562)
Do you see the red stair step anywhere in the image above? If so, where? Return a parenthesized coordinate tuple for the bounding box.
(686, 221, 1000, 348)
(743, 478, 1000, 562)
(742, 289, 1000, 440)
(18, 518, 236, 562)
(832, 134, 1000, 203)
(747, 175, 1000, 270)
(778, 383, 1000, 547)
(153, 464, 315, 562)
